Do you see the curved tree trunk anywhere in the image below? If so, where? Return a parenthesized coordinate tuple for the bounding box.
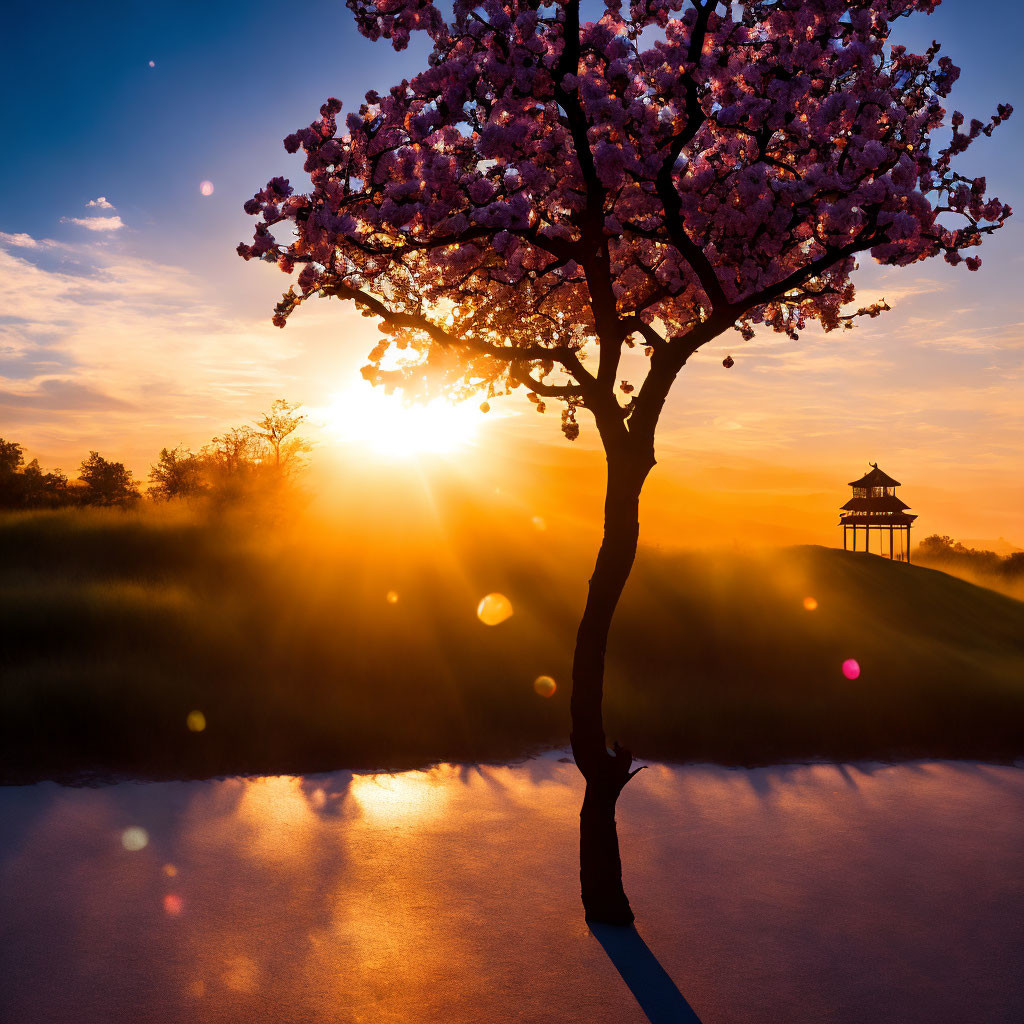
(570, 450, 653, 925)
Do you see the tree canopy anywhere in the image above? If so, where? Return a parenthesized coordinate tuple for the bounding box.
(239, 0, 1011, 923)
(240, 0, 1010, 448)
(79, 452, 139, 507)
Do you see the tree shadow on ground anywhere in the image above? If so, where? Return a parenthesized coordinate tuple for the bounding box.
(589, 923, 704, 1023)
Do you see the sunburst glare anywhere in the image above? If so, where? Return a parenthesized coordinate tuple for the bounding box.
(316, 381, 490, 459)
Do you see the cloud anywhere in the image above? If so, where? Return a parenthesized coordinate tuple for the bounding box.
(60, 216, 124, 232)
(0, 232, 39, 248)
(0, 230, 311, 468)
(86, 197, 115, 209)
(0, 378, 134, 414)
(0, 232, 70, 251)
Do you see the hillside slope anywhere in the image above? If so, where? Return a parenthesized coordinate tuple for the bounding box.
(609, 545, 1024, 762)
(1, 511, 1021, 781)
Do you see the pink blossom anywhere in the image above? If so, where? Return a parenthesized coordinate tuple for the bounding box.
(239, 0, 1010, 408)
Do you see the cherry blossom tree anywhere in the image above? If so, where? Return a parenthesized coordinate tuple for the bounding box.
(240, 0, 1010, 924)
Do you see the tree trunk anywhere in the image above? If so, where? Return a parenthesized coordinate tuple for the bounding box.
(571, 450, 652, 925)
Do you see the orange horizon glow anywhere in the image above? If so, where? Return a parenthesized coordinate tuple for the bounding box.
(1, 229, 1021, 549)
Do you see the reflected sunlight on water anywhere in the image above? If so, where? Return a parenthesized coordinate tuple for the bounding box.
(2, 758, 1022, 1024)
(350, 770, 451, 823)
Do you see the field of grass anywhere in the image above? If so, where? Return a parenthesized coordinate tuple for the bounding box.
(2, 505, 1022, 782)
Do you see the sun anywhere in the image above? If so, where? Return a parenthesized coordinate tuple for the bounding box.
(315, 380, 489, 458)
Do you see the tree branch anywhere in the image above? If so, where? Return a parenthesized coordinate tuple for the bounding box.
(652, 0, 728, 312)
(323, 279, 594, 381)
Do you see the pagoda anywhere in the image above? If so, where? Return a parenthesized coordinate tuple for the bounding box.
(839, 464, 917, 561)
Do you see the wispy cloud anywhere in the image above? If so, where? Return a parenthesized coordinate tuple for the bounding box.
(0, 231, 44, 249)
(0, 378, 135, 416)
(60, 215, 124, 232)
(0, 231, 313, 468)
(86, 197, 115, 209)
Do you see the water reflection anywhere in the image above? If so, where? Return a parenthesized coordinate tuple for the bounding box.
(1, 759, 1022, 1024)
(349, 770, 450, 823)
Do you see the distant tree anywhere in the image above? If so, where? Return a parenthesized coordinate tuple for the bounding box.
(0, 439, 23, 477)
(1002, 552, 1024, 579)
(79, 452, 139, 507)
(20, 459, 70, 508)
(917, 534, 957, 558)
(253, 399, 312, 472)
(149, 445, 207, 500)
(241, 0, 1011, 923)
(917, 534, 1017, 577)
(203, 427, 264, 477)
(0, 441, 72, 508)
(0, 439, 26, 507)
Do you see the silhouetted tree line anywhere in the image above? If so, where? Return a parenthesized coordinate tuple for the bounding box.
(0, 400, 310, 510)
(917, 535, 1024, 579)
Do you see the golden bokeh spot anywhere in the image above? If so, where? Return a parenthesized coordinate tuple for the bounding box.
(533, 675, 557, 698)
(476, 592, 513, 626)
(386, 590, 399, 604)
(186, 710, 207, 732)
(163, 863, 178, 877)
(803, 596, 818, 611)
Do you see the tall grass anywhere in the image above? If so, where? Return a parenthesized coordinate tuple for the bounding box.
(1, 506, 1022, 782)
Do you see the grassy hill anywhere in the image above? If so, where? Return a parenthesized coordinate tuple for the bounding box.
(1, 508, 1022, 782)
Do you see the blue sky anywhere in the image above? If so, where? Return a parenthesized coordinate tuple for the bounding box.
(2, 1, 1019, 269)
(1, 0, 1022, 540)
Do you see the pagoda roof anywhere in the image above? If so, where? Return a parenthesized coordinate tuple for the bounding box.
(839, 512, 917, 526)
(841, 495, 911, 513)
(848, 464, 901, 488)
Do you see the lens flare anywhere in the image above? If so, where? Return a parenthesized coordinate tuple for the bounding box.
(386, 590, 399, 605)
(163, 893, 184, 916)
(476, 593, 513, 626)
(148, 60, 155, 67)
(199, 181, 214, 196)
(186, 710, 206, 732)
(803, 596, 818, 611)
(121, 827, 149, 852)
(533, 675, 557, 698)
(842, 658, 861, 680)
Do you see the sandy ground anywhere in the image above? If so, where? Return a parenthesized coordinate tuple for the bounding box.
(1, 756, 1022, 1024)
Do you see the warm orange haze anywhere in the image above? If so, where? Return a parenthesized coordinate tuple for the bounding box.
(3, 265, 1021, 549)
(3, 0, 1024, 1019)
